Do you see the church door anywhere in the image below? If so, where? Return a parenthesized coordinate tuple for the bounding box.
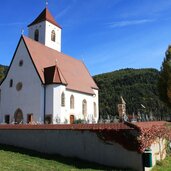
(70, 115, 75, 124)
(14, 109, 23, 124)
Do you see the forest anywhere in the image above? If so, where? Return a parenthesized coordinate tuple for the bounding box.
(93, 68, 171, 120)
(0, 64, 8, 83)
(0, 64, 170, 120)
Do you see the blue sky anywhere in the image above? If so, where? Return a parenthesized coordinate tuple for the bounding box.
(1, 0, 171, 75)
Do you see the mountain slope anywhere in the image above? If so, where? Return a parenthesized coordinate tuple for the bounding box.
(93, 68, 171, 119)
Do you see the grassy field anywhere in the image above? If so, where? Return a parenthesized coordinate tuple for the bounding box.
(0, 144, 132, 171)
(152, 155, 171, 171)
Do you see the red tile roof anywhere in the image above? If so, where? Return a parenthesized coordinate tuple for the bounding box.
(28, 8, 62, 28)
(0, 123, 133, 130)
(22, 36, 98, 95)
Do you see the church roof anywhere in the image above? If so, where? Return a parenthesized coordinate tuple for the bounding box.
(28, 8, 62, 28)
(22, 36, 98, 95)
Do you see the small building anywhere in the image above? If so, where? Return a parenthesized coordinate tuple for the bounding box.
(0, 8, 99, 124)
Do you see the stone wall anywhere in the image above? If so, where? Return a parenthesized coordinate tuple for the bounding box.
(0, 127, 143, 171)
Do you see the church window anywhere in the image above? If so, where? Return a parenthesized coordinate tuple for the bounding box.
(51, 30, 56, 42)
(94, 102, 97, 118)
(70, 95, 74, 109)
(82, 99, 87, 117)
(19, 60, 23, 67)
(16, 82, 22, 91)
(61, 92, 65, 107)
(9, 79, 13, 87)
(34, 29, 39, 41)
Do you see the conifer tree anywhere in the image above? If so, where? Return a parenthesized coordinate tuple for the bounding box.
(158, 45, 171, 107)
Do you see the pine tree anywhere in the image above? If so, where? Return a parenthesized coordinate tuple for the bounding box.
(158, 45, 171, 107)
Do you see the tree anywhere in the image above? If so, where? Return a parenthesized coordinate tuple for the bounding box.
(0, 66, 5, 81)
(158, 45, 171, 107)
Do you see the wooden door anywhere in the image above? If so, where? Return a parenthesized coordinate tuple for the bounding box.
(27, 114, 33, 123)
(70, 115, 74, 124)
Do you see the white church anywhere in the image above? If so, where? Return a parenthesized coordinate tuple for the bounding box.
(0, 8, 99, 124)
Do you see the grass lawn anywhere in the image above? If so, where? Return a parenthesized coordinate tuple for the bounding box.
(152, 155, 171, 171)
(0, 144, 132, 171)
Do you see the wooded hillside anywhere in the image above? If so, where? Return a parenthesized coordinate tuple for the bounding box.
(93, 68, 171, 120)
(0, 64, 8, 83)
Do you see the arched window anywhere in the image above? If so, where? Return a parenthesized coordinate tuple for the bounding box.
(14, 108, 23, 124)
(51, 30, 56, 42)
(94, 102, 97, 118)
(34, 29, 39, 41)
(61, 92, 65, 107)
(70, 95, 74, 109)
(82, 99, 87, 117)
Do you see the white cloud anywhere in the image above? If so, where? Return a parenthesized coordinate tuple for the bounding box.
(108, 19, 154, 28)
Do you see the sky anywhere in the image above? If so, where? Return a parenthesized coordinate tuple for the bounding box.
(1, 0, 171, 75)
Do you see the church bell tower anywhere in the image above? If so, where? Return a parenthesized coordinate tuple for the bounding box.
(28, 8, 62, 52)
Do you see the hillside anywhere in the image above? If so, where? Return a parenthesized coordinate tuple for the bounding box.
(93, 68, 171, 120)
(0, 64, 8, 83)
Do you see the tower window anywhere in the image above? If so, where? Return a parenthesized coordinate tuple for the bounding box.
(51, 30, 56, 42)
(9, 79, 13, 87)
(34, 29, 39, 41)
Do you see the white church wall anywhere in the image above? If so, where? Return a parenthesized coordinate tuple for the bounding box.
(50, 85, 99, 124)
(45, 85, 54, 115)
(0, 39, 44, 123)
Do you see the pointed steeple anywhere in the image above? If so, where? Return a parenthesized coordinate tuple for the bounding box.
(28, 8, 61, 28)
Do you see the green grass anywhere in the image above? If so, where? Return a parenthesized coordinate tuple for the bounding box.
(0, 144, 132, 171)
(152, 155, 171, 171)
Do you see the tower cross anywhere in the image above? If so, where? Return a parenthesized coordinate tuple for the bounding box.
(46, 0, 48, 7)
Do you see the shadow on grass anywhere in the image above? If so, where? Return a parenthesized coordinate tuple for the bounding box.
(0, 144, 133, 171)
